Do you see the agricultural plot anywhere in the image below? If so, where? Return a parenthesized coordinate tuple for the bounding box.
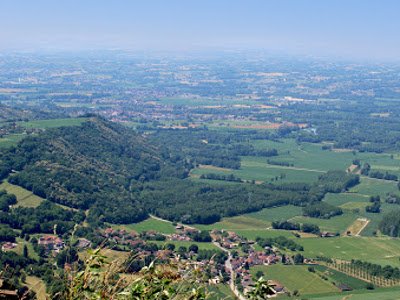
(234, 229, 295, 241)
(0, 181, 44, 208)
(252, 139, 352, 171)
(323, 193, 369, 207)
(251, 139, 397, 174)
(290, 212, 358, 233)
(251, 264, 338, 295)
(110, 217, 176, 235)
(313, 265, 368, 290)
(246, 205, 304, 223)
(344, 218, 369, 236)
(195, 215, 270, 231)
(339, 202, 369, 210)
(191, 156, 321, 184)
(298, 237, 400, 267)
(349, 177, 399, 197)
(0, 134, 25, 148)
(309, 287, 400, 300)
(17, 117, 89, 129)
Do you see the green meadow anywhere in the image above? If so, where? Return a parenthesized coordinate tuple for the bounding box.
(251, 264, 339, 295)
(17, 117, 89, 129)
(110, 217, 176, 234)
(0, 181, 44, 208)
(298, 237, 400, 267)
(191, 156, 322, 184)
(349, 177, 399, 196)
(290, 212, 358, 233)
(312, 265, 369, 290)
(309, 287, 400, 300)
(246, 205, 304, 223)
(0, 134, 25, 148)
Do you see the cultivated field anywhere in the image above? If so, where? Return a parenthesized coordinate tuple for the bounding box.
(110, 217, 176, 234)
(309, 287, 400, 300)
(0, 181, 44, 208)
(251, 264, 339, 295)
(17, 117, 89, 129)
(298, 237, 400, 267)
(0, 134, 25, 148)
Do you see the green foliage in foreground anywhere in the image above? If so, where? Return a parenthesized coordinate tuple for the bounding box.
(58, 248, 269, 300)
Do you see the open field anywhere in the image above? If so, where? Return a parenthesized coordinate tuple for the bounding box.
(246, 205, 304, 223)
(191, 156, 321, 184)
(290, 212, 358, 233)
(251, 264, 339, 295)
(234, 229, 295, 240)
(191, 138, 400, 186)
(195, 215, 270, 231)
(298, 237, 400, 267)
(309, 286, 400, 299)
(0, 181, 44, 208)
(252, 139, 399, 174)
(323, 193, 369, 207)
(0, 134, 25, 148)
(110, 217, 176, 234)
(349, 177, 399, 197)
(313, 265, 368, 290)
(339, 202, 369, 210)
(17, 117, 89, 129)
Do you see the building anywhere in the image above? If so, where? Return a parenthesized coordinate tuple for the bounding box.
(1, 242, 17, 252)
(38, 235, 64, 251)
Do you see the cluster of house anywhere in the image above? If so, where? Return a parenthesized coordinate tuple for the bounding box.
(231, 249, 282, 291)
(168, 224, 199, 241)
(102, 227, 141, 246)
(319, 231, 338, 238)
(1, 242, 17, 252)
(211, 229, 244, 249)
(38, 235, 65, 252)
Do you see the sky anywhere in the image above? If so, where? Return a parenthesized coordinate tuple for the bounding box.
(0, 0, 399, 60)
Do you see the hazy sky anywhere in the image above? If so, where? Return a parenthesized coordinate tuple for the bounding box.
(1, 0, 399, 60)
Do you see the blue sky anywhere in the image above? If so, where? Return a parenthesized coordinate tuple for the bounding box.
(0, 0, 399, 60)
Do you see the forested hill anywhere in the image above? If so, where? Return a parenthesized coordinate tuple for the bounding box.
(0, 117, 191, 223)
(0, 117, 359, 225)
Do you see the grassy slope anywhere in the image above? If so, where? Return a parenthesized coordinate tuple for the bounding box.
(110, 218, 177, 235)
(0, 181, 44, 208)
(309, 286, 400, 300)
(17, 117, 89, 129)
(251, 264, 338, 295)
(0, 134, 25, 148)
(313, 265, 368, 290)
(298, 237, 400, 267)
